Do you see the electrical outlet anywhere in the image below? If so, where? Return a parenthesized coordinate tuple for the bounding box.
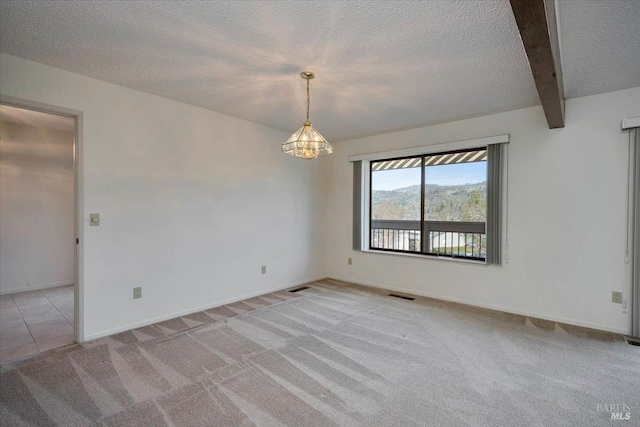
(348, 258, 352, 265)
(261, 265, 267, 274)
(133, 287, 142, 299)
(612, 291, 622, 304)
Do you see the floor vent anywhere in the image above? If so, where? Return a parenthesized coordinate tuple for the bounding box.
(628, 339, 640, 347)
(289, 286, 310, 293)
(388, 293, 415, 301)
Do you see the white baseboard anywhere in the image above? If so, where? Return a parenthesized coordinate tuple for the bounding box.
(327, 276, 631, 336)
(0, 281, 74, 295)
(83, 274, 630, 342)
(83, 276, 326, 342)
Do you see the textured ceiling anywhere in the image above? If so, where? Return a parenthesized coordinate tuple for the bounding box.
(0, 105, 75, 132)
(0, 1, 637, 141)
(557, 0, 640, 99)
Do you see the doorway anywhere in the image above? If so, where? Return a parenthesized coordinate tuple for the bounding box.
(0, 102, 80, 363)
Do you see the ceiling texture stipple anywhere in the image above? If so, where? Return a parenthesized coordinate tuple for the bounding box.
(0, 1, 638, 142)
(557, 0, 640, 99)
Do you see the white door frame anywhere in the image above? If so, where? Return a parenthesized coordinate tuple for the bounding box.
(0, 95, 85, 343)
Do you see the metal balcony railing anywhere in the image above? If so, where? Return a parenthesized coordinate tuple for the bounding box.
(370, 220, 486, 260)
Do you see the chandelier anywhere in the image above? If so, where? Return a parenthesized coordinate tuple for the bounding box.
(281, 71, 333, 159)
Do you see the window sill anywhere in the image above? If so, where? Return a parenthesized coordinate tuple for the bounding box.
(364, 249, 488, 266)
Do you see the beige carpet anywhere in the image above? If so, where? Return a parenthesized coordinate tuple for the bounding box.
(1, 279, 638, 426)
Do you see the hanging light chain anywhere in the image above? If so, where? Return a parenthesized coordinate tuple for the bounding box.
(306, 77, 310, 123)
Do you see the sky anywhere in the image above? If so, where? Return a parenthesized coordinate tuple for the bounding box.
(372, 162, 487, 191)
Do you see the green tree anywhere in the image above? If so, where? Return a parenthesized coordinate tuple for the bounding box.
(461, 189, 486, 222)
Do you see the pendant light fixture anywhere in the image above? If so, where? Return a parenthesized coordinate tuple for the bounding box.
(282, 71, 333, 159)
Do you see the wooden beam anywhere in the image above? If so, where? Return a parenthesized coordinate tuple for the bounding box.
(509, 0, 565, 128)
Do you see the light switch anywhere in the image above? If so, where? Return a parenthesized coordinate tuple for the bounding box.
(90, 213, 100, 226)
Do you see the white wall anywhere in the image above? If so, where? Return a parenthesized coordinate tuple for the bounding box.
(2, 51, 636, 338)
(0, 53, 327, 340)
(325, 86, 640, 335)
(0, 122, 75, 294)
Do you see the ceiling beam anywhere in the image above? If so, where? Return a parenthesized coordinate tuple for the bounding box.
(509, 0, 565, 128)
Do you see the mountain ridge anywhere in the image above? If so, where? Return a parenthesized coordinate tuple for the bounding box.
(372, 182, 487, 222)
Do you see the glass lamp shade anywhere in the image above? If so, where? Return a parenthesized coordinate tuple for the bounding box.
(282, 122, 333, 159)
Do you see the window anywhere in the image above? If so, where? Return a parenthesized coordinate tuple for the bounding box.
(370, 148, 488, 261)
(352, 136, 505, 265)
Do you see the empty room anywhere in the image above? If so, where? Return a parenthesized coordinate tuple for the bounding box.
(0, 1, 638, 426)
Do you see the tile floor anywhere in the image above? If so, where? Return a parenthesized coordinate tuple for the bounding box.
(0, 285, 75, 363)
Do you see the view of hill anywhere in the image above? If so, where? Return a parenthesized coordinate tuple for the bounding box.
(372, 182, 487, 222)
